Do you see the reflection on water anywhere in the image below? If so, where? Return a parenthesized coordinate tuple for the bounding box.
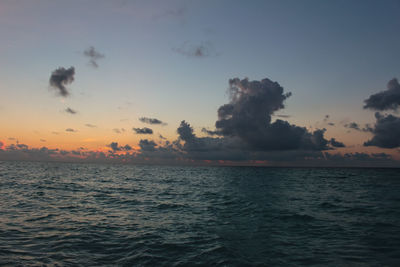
(0, 161, 399, 265)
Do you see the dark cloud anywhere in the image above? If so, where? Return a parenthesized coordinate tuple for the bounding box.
(329, 138, 345, 148)
(328, 122, 335, 126)
(173, 41, 217, 58)
(66, 128, 77, 132)
(139, 117, 166, 125)
(49, 67, 75, 97)
(133, 127, 153, 134)
(364, 78, 400, 111)
(108, 142, 133, 152)
(364, 113, 400, 148)
(344, 122, 361, 131)
(139, 139, 157, 151)
(113, 128, 122, 134)
(323, 115, 330, 122)
(85, 123, 97, 128)
(83, 46, 105, 68)
(214, 78, 333, 151)
(65, 107, 77, 114)
(159, 134, 166, 140)
(201, 128, 222, 136)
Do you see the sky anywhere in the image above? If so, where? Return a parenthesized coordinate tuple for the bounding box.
(1, 0, 400, 166)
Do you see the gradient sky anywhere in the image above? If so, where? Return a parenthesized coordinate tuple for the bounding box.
(1, 0, 400, 166)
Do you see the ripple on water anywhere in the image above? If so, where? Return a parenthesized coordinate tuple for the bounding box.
(0, 162, 400, 266)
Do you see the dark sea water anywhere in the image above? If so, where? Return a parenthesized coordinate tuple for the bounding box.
(1, 161, 400, 266)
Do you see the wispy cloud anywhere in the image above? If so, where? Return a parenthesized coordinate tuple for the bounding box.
(83, 46, 105, 68)
(65, 107, 77, 114)
(173, 41, 218, 58)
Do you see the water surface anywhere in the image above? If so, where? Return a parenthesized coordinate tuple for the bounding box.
(1, 161, 399, 266)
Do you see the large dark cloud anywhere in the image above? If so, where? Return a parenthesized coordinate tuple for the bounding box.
(49, 67, 75, 97)
(139, 117, 166, 125)
(133, 127, 153, 134)
(214, 77, 332, 151)
(364, 78, 400, 111)
(364, 113, 400, 148)
(83, 46, 105, 68)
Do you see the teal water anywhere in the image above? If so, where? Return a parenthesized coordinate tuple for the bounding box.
(1, 161, 399, 266)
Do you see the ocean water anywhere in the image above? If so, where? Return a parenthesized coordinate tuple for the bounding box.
(0, 161, 399, 266)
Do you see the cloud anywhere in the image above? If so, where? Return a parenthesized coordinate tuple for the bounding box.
(133, 127, 153, 134)
(328, 122, 335, 126)
(139, 139, 157, 151)
(173, 41, 217, 58)
(49, 67, 75, 97)
(344, 122, 361, 131)
(364, 78, 400, 111)
(201, 128, 222, 136)
(65, 107, 77, 114)
(40, 139, 46, 142)
(139, 117, 167, 125)
(108, 142, 132, 152)
(364, 112, 400, 148)
(214, 77, 333, 151)
(83, 46, 105, 68)
(85, 123, 97, 128)
(66, 128, 77, 132)
(329, 138, 345, 148)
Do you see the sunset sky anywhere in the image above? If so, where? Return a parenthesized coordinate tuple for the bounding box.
(1, 0, 400, 166)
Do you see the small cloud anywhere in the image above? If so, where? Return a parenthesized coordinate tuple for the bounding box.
(52, 131, 60, 135)
(40, 139, 46, 142)
(83, 46, 105, 68)
(85, 123, 97, 128)
(49, 67, 75, 97)
(107, 142, 133, 152)
(173, 41, 218, 58)
(139, 117, 167, 125)
(133, 127, 153, 134)
(8, 137, 16, 141)
(344, 122, 361, 131)
(65, 107, 77, 114)
(66, 128, 77, 132)
(113, 128, 122, 134)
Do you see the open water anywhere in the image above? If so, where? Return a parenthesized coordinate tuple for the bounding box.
(0, 161, 399, 266)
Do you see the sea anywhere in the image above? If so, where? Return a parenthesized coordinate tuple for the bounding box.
(0, 160, 399, 266)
